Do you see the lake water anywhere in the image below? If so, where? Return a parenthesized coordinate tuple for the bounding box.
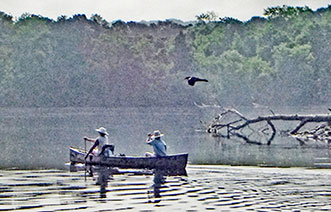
(0, 106, 330, 169)
(0, 166, 330, 211)
(0, 107, 330, 211)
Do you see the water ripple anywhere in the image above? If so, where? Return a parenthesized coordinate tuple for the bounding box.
(0, 166, 330, 211)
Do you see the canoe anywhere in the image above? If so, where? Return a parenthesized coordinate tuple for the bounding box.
(69, 147, 188, 170)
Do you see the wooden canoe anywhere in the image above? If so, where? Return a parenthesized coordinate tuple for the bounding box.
(69, 147, 188, 170)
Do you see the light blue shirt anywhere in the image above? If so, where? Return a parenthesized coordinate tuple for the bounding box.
(147, 138, 167, 157)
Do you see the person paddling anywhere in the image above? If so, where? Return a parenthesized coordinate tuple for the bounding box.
(145, 130, 167, 157)
(84, 127, 109, 159)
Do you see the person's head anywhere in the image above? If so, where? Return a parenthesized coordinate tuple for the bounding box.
(152, 130, 163, 140)
(96, 127, 108, 136)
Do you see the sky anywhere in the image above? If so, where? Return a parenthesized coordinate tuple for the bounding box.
(0, 0, 330, 22)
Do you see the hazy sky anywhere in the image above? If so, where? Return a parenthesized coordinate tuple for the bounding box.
(0, 0, 330, 22)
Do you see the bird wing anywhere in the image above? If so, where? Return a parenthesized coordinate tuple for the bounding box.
(196, 78, 208, 82)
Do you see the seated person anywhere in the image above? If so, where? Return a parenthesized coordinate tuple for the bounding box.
(84, 127, 110, 159)
(145, 130, 167, 157)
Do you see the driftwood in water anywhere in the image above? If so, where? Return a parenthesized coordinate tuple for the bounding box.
(203, 108, 331, 145)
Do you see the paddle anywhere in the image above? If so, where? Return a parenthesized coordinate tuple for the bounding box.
(84, 138, 87, 182)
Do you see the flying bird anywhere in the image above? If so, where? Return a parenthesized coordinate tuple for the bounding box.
(185, 76, 208, 86)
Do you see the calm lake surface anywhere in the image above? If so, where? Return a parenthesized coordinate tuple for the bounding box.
(0, 106, 330, 169)
(0, 107, 330, 211)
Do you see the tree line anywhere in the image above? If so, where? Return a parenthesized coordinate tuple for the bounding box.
(0, 5, 330, 108)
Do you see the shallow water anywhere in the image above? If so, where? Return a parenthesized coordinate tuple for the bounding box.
(0, 166, 330, 211)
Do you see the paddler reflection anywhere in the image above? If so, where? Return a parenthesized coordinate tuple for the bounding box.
(152, 169, 166, 198)
(148, 168, 187, 201)
(96, 166, 113, 198)
(95, 167, 187, 199)
(96, 167, 121, 198)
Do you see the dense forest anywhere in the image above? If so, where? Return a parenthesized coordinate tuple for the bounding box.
(0, 5, 330, 108)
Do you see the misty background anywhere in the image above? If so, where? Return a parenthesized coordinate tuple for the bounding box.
(0, 6, 330, 108)
(0, 5, 330, 169)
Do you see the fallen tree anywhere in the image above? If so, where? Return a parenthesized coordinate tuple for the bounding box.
(201, 108, 331, 145)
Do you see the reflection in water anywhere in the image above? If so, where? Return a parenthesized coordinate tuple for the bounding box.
(1, 167, 330, 211)
(92, 166, 121, 198)
(93, 166, 187, 202)
(148, 168, 187, 201)
(96, 167, 112, 198)
(1, 107, 330, 169)
(151, 169, 166, 199)
(94, 166, 188, 200)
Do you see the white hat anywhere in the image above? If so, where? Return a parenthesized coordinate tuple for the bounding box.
(96, 127, 108, 135)
(152, 130, 164, 138)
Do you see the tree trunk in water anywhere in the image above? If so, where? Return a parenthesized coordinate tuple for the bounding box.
(202, 108, 331, 145)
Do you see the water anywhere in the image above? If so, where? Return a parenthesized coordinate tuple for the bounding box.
(0, 106, 330, 169)
(0, 107, 330, 211)
(0, 166, 330, 211)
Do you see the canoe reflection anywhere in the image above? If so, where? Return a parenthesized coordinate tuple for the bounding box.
(93, 167, 187, 199)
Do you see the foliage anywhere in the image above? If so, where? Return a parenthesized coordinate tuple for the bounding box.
(196, 11, 218, 22)
(0, 5, 330, 108)
(264, 5, 313, 19)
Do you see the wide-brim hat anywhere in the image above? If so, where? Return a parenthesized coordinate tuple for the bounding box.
(150, 130, 164, 139)
(96, 127, 109, 135)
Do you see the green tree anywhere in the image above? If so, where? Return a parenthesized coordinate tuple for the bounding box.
(0, 6, 329, 108)
(264, 5, 313, 19)
(271, 43, 315, 105)
(0, 12, 15, 105)
(196, 11, 218, 22)
(11, 14, 55, 106)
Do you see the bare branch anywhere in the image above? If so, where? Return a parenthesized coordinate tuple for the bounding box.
(266, 120, 276, 145)
(203, 109, 331, 145)
(290, 119, 309, 134)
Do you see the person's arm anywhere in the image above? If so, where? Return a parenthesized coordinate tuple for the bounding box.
(85, 139, 99, 159)
(84, 136, 95, 143)
(146, 134, 153, 144)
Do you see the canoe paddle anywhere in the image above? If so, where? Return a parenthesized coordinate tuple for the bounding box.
(84, 138, 87, 182)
